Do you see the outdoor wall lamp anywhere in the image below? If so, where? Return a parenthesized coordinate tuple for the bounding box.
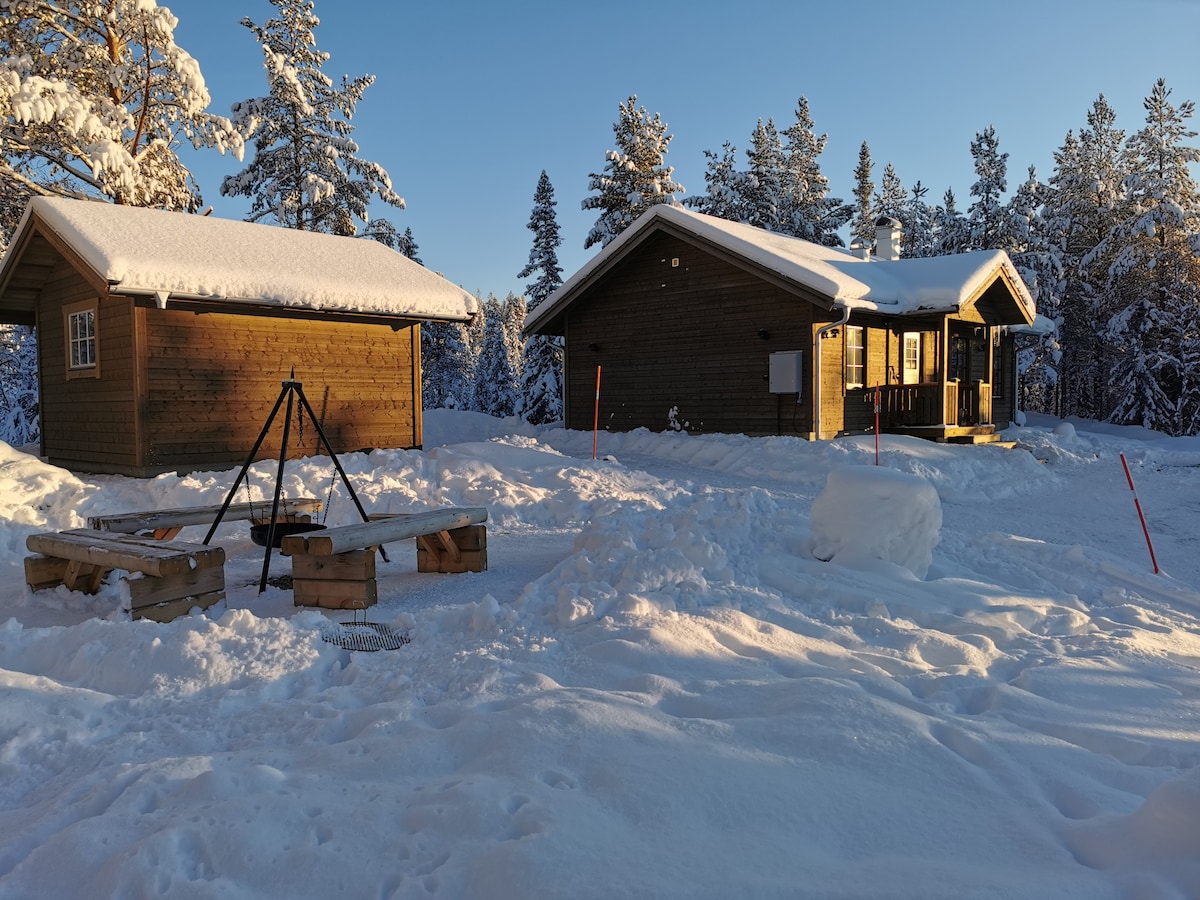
(757, 329, 770, 340)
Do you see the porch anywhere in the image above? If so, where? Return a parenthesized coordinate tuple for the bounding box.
(876, 381, 1003, 444)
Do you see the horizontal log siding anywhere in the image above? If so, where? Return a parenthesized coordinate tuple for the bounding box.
(139, 307, 418, 473)
(564, 233, 815, 436)
(38, 265, 139, 471)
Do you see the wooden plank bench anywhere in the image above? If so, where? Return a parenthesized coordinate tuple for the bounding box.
(25, 529, 227, 623)
(280, 507, 488, 610)
(88, 498, 323, 540)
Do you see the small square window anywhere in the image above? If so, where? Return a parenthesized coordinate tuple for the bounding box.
(845, 325, 864, 389)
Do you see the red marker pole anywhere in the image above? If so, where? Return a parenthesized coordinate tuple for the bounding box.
(1120, 453, 1160, 574)
(874, 384, 881, 466)
(592, 365, 602, 460)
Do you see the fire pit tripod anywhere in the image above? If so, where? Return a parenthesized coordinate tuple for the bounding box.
(202, 374, 385, 593)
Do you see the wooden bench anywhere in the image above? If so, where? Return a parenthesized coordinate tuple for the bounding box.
(24, 529, 227, 623)
(280, 507, 488, 609)
(88, 498, 323, 540)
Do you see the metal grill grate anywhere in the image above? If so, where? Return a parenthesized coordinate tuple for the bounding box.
(320, 619, 411, 652)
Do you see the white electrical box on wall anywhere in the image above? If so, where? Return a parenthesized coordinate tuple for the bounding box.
(769, 350, 804, 394)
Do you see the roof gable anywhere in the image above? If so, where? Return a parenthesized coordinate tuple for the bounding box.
(0, 197, 478, 322)
(526, 205, 1036, 335)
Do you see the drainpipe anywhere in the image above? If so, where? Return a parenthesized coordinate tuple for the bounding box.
(813, 305, 851, 440)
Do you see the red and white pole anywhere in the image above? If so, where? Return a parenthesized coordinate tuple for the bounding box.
(1120, 453, 1160, 574)
(592, 365, 602, 460)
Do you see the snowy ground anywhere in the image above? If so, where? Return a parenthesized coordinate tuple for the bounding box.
(2, 410, 1200, 899)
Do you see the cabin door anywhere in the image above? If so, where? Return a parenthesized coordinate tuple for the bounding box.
(902, 333, 920, 384)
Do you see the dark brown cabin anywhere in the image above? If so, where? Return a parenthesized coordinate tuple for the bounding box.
(0, 197, 477, 476)
(526, 207, 1035, 443)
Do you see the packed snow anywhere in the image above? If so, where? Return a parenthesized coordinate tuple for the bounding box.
(2, 411, 1200, 898)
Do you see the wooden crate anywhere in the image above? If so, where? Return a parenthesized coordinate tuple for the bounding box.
(416, 525, 488, 573)
(292, 548, 378, 610)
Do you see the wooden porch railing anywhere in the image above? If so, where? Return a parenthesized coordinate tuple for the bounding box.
(880, 382, 991, 428)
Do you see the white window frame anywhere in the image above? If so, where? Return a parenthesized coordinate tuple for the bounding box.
(65, 299, 100, 380)
(845, 325, 865, 389)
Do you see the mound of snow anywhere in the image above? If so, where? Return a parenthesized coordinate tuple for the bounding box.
(810, 465, 941, 578)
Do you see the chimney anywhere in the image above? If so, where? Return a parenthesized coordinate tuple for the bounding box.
(874, 215, 902, 261)
(849, 238, 871, 260)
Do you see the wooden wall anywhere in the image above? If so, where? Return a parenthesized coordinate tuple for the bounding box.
(563, 232, 816, 437)
(37, 264, 139, 472)
(138, 305, 421, 475)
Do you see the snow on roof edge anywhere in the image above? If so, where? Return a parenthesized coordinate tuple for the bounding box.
(12, 197, 479, 322)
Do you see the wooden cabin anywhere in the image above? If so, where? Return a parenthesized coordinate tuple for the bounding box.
(0, 197, 477, 476)
(525, 207, 1036, 443)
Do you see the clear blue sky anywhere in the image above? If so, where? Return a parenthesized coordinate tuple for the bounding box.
(167, 0, 1200, 301)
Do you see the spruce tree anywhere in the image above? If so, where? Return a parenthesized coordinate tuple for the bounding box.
(421, 320, 474, 410)
(850, 141, 876, 246)
(934, 188, 970, 255)
(221, 0, 403, 235)
(1100, 80, 1200, 433)
(517, 171, 565, 424)
(473, 295, 518, 417)
(874, 163, 907, 224)
(582, 95, 683, 248)
(0, 325, 38, 446)
(685, 143, 748, 222)
(902, 182, 938, 258)
(967, 126, 1010, 250)
(780, 97, 850, 245)
(741, 119, 785, 231)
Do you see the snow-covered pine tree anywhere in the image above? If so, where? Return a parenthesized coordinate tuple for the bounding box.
(220, 0, 403, 235)
(902, 181, 938, 258)
(0, 0, 245, 238)
(518, 171, 564, 309)
(741, 119, 786, 231)
(934, 188, 970, 255)
(780, 97, 850, 246)
(874, 162, 907, 225)
(1041, 96, 1133, 420)
(472, 295, 518, 417)
(502, 292, 527, 384)
(1006, 166, 1064, 415)
(684, 143, 748, 222)
(850, 141, 876, 246)
(1100, 80, 1200, 433)
(398, 227, 422, 264)
(966, 125, 1010, 251)
(582, 96, 683, 249)
(421, 320, 474, 410)
(0, 324, 38, 447)
(517, 170, 565, 424)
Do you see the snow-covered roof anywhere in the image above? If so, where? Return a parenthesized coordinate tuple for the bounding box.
(526, 204, 1036, 334)
(1, 196, 477, 321)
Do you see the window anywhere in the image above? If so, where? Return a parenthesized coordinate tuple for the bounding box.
(845, 325, 864, 389)
(64, 299, 99, 379)
(902, 332, 920, 384)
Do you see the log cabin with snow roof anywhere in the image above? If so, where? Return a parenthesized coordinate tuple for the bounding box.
(524, 206, 1036, 443)
(0, 197, 478, 476)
